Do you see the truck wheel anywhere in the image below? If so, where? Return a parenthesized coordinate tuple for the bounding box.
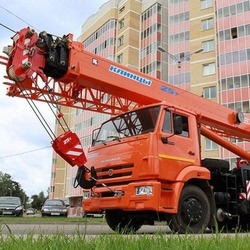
(105, 209, 142, 234)
(168, 185, 210, 234)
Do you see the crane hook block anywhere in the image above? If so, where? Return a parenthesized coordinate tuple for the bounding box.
(52, 130, 87, 167)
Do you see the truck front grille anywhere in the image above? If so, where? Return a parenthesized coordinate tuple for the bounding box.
(96, 164, 133, 184)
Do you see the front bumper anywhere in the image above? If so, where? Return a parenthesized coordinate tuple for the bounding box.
(0, 209, 23, 216)
(83, 181, 163, 213)
(41, 210, 68, 216)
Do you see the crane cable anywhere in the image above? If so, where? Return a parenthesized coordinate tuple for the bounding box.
(14, 78, 71, 141)
(15, 82, 57, 141)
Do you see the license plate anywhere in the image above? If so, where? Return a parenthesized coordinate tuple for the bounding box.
(51, 212, 60, 215)
(3, 211, 12, 215)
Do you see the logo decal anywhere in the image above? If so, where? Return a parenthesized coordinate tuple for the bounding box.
(108, 169, 113, 177)
(92, 59, 98, 65)
(109, 65, 152, 86)
(160, 85, 179, 96)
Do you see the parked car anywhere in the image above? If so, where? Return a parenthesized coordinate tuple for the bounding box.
(26, 207, 36, 215)
(41, 199, 68, 217)
(0, 196, 24, 217)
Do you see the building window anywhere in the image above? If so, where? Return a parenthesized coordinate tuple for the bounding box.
(219, 24, 250, 42)
(203, 62, 215, 76)
(218, 1, 250, 19)
(228, 102, 243, 112)
(118, 36, 124, 47)
(170, 0, 188, 4)
(202, 40, 215, 52)
(117, 53, 123, 63)
(201, 0, 213, 9)
(169, 11, 189, 24)
(231, 27, 237, 39)
(205, 138, 219, 150)
(201, 18, 213, 30)
(203, 86, 216, 99)
(221, 74, 250, 90)
(169, 31, 190, 44)
(119, 19, 125, 29)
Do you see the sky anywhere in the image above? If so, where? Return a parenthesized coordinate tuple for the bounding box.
(0, 0, 108, 197)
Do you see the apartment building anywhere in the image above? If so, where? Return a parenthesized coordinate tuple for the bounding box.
(216, 0, 250, 165)
(50, 0, 250, 215)
(189, 0, 218, 160)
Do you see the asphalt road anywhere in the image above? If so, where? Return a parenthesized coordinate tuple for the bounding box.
(1, 222, 170, 235)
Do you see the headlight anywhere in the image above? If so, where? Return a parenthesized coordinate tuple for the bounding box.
(83, 192, 90, 200)
(135, 186, 153, 196)
(62, 208, 67, 212)
(15, 206, 23, 211)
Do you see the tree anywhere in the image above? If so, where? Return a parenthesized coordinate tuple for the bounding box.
(0, 171, 28, 204)
(31, 191, 47, 210)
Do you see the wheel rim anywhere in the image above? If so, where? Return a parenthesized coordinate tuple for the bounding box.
(181, 197, 203, 225)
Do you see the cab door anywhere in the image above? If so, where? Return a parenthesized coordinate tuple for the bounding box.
(157, 109, 200, 181)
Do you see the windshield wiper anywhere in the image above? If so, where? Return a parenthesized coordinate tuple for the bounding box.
(95, 139, 107, 145)
(107, 135, 121, 142)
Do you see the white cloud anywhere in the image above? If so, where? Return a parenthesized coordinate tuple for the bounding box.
(0, 0, 108, 197)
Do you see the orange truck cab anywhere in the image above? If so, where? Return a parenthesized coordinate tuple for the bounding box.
(82, 103, 212, 233)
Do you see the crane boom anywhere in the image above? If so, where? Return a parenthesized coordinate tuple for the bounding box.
(2, 27, 250, 160)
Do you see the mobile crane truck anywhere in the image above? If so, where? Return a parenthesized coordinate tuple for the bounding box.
(1, 27, 250, 233)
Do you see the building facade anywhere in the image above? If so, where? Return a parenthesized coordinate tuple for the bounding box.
(216, 0, 250, 165)
(49, 0, 250, 215)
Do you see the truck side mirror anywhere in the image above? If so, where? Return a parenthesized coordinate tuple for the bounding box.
(91, 127, 100, 146)
(174, 115, 183, 135)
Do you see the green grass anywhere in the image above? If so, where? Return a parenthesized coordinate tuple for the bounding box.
(1, 232, 250, 250)
(1, 217, 250, 249)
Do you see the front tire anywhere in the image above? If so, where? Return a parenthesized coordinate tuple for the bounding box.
(168, 185, 210, 234)
(105, 209, 142, 234)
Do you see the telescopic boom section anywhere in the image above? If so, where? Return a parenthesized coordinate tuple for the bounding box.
(2, 27, 250, 161)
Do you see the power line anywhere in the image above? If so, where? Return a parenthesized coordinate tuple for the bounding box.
(0, 146, 52, 159)
(0, 5, 62, 38)
(0, 5, 40, 32)
(0, 23, 16, 33)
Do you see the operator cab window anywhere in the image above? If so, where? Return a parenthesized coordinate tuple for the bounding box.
(162, 110, 172, 133)
(162, 110, 189, 137)
(180, 115, 189, 137)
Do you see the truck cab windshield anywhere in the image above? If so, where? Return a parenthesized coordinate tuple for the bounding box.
(93, 106, 160, 146)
